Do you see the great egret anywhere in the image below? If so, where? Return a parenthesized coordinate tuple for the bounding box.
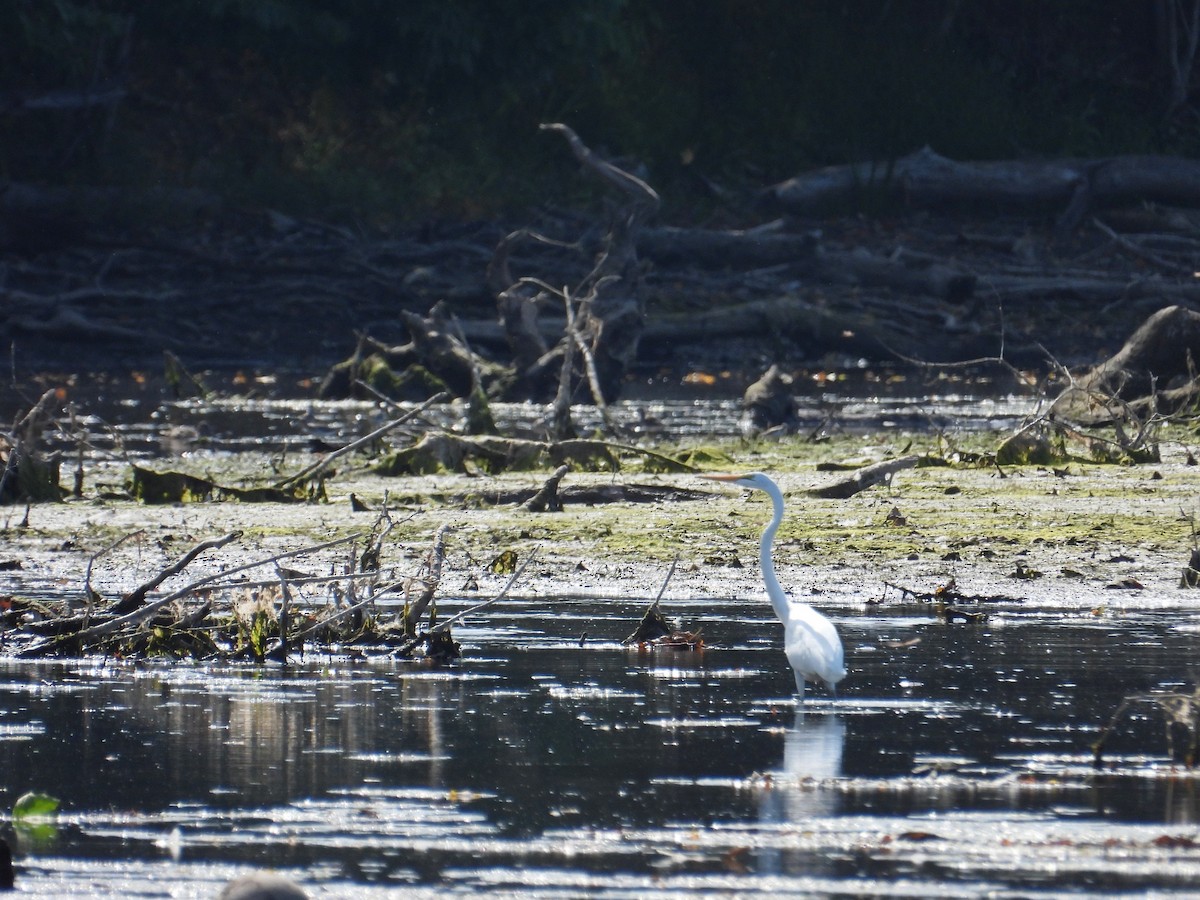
(703, 472, 846, 699)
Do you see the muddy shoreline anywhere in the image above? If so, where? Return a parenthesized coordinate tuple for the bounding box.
(3, 424, 1195, 648)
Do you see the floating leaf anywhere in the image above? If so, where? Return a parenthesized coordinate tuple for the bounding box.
(13, 791, 59, 819)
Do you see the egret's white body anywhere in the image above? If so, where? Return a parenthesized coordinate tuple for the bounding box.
(704, 472, 846, 699)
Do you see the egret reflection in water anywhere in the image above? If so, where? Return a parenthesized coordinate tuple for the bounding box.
(757, 711, 846, 875)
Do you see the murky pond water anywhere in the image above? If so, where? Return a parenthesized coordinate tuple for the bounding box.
(4, 595, 1200, 897)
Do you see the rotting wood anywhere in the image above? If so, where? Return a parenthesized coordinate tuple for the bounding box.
(1052, 305, 1200, 422)
(16, 532, 359, 658)
(107, 531, 242, 616)
(10, 523, 534, 664)
(623, 557, 704, 650)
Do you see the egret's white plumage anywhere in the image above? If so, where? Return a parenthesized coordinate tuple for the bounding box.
(704, 472, 846, 699)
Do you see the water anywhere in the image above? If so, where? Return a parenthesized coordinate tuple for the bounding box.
(18, 365, 1039, 460)
(5, 374, 1194, 895)
(4, 596, 1200, 897)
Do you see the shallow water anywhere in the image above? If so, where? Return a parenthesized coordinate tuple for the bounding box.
(4, 594, 1200, 897)
(29, 365, 1038, 460)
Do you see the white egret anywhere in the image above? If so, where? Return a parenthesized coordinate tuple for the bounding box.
(703, 472, 845, 699)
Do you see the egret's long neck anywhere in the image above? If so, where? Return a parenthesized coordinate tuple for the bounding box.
(758, 483, 791, 625)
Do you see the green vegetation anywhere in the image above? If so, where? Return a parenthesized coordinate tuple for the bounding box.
(5, 1, 1197, 222)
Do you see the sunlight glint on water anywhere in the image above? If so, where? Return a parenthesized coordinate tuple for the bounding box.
(0, 600, 1197, 896)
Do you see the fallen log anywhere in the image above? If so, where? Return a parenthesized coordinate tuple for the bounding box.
(1053, 305, 1200, 421)
(808, 455, 921, 499)
(637, 222, 818, 267)
(762, 147, 1200, 233)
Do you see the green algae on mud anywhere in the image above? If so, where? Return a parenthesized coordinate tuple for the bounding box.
(2, 428, 1198, 619)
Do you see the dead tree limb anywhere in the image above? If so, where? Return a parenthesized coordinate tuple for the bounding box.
(1052, 305, 1200, 421)
(429, 548, 538, 635)
(275, 392, 448, 490)
(538, 123, 661, 213)
(108, 531, 242, 615)
(18, 532, 364, 657)
(402, 524, 451, 634)
(537, 123, 657, 402)
(808, 455, 921, 499)
(564, 282, 619, 434)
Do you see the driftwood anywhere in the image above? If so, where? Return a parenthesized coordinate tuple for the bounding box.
(763, 146, 1200, 234)
(1053, 305, 1200, 421)
(276, 393, 448, 491)
(12, 523, 528, 662)
(808, 455, 921, 499)
(621, 557, 703, 649)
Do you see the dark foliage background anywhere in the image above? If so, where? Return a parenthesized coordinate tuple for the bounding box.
(4, 0, 1197, 222)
